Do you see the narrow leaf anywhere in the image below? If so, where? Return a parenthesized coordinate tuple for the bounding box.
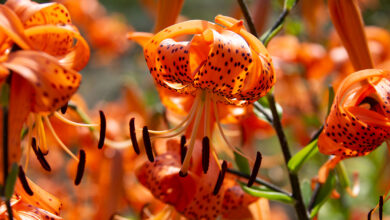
(288, 139, 319, 174)
(240, 183, 294, 203)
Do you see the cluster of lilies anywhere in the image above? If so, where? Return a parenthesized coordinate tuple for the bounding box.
(0, 0, 389, 219)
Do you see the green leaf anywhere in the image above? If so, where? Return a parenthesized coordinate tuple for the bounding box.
(335, 161, 350, 188)
(234, 152, 250, 175)
(260, 24, 284, 47)
(327, 85, 335, 116)
(310, 171, 336, 218)
(240, 183, 294, 204)
(288, 140, 319, 174)
(5, 163, 18, 200)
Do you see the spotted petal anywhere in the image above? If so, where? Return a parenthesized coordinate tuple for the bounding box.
(3, 50, 81, 113)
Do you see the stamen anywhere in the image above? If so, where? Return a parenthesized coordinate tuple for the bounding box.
(129, 118, 140, 155)
(211, 95, 253, 162)
(181, 147, 187, 165)
(54, 112, 99, 127)
(35, 115, 48, 155)
(142, 126, 154, 162)
(18, 166, 33, 196)
(60, 103, 68, 114)
(180, 95, 205, 175)
(379, 195, 383, 220)
(213, 160, 227, 195)
(74, 149, 86, 186)
(98, 110, 106, 149)
(180, 135, 186, 164)
(247, 151, 262, 187)
(31, 137, 51, 171)
(202, 137, 210, 174)
(44, 116, 79, 161)
(145, 95, 200, 135)
(368, 209, 374, 220)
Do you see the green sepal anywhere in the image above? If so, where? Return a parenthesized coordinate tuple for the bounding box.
(240, 183, 294, 204)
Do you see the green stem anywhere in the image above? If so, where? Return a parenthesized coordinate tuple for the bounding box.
(2, 76, 13, 219)
(237, 0, 308, 219)
(227, 168, 291, 196)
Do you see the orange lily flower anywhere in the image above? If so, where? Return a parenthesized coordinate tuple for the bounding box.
(136, 140, 258, 220)
(0, 178, 62, 219)
(0, 0, 90, 185)
(318, 69, 390, 183)
(128, 15, 275, 175)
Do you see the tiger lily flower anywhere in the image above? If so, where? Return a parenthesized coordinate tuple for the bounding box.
(136, 139, 258, 220)
(318, 69, 390, 183)
(128, 15, 275, 176)
(0, 0, 91, 185)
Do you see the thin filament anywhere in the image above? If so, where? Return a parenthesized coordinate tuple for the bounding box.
(54, 112, 99, 127)
(44, 116, 79, 162)
(180, 97, 205, 174)
(211, 95, 253, 162)
(36, 115, 48, 154)
(146, 95, 201, 134)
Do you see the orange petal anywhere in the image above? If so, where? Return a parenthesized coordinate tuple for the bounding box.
(3, 50, 81, 113)
(127, 32, 154, 48)
(136, 153, 197, 211)
(6, 0, 72, 27)
(328, 0, 374, 70)
(0, 5, 30, 50)
(222, 185, 257, 218)
(15, 178, 62, 216)
(24, 24, 90, 71)
(154, 0, 184, 33)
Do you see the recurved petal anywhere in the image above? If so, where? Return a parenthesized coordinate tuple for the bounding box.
(6, 0, 72, 27)
(3, 50, 81, 113)
(24, 24, 90, 71)
(0, 5, 30, 50)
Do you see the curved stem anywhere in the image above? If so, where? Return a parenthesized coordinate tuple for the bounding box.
(237, 1, 309, 219)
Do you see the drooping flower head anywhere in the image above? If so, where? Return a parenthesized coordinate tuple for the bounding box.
(129, 15, 274, 176)
(138, 15, 274, 106)
(0, 0, 92, 190)
(318, 69, 390, 182)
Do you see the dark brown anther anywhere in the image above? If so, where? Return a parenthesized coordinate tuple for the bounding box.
(74, 149, 86, 186)
(247, 151, 262, 187)
(368, 208, 374, 220)
(379, 195, 383, 220)
(129, 118, 140, 155)
(98, 110, 106, 149)
(18, 166, 33, 196)
(180, 146, 187, 165)
(31, 137, 51, 171)
(179, 170, 188, 177)
(213, 160, 227, 195)
(60, 103, 68, 114)
(180, 135, 187, 164)
(142, 126, 154, 162)
(202, 137, 210, 174)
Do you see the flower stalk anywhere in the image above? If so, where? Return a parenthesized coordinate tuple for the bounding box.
(237, 0, 309, 219)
